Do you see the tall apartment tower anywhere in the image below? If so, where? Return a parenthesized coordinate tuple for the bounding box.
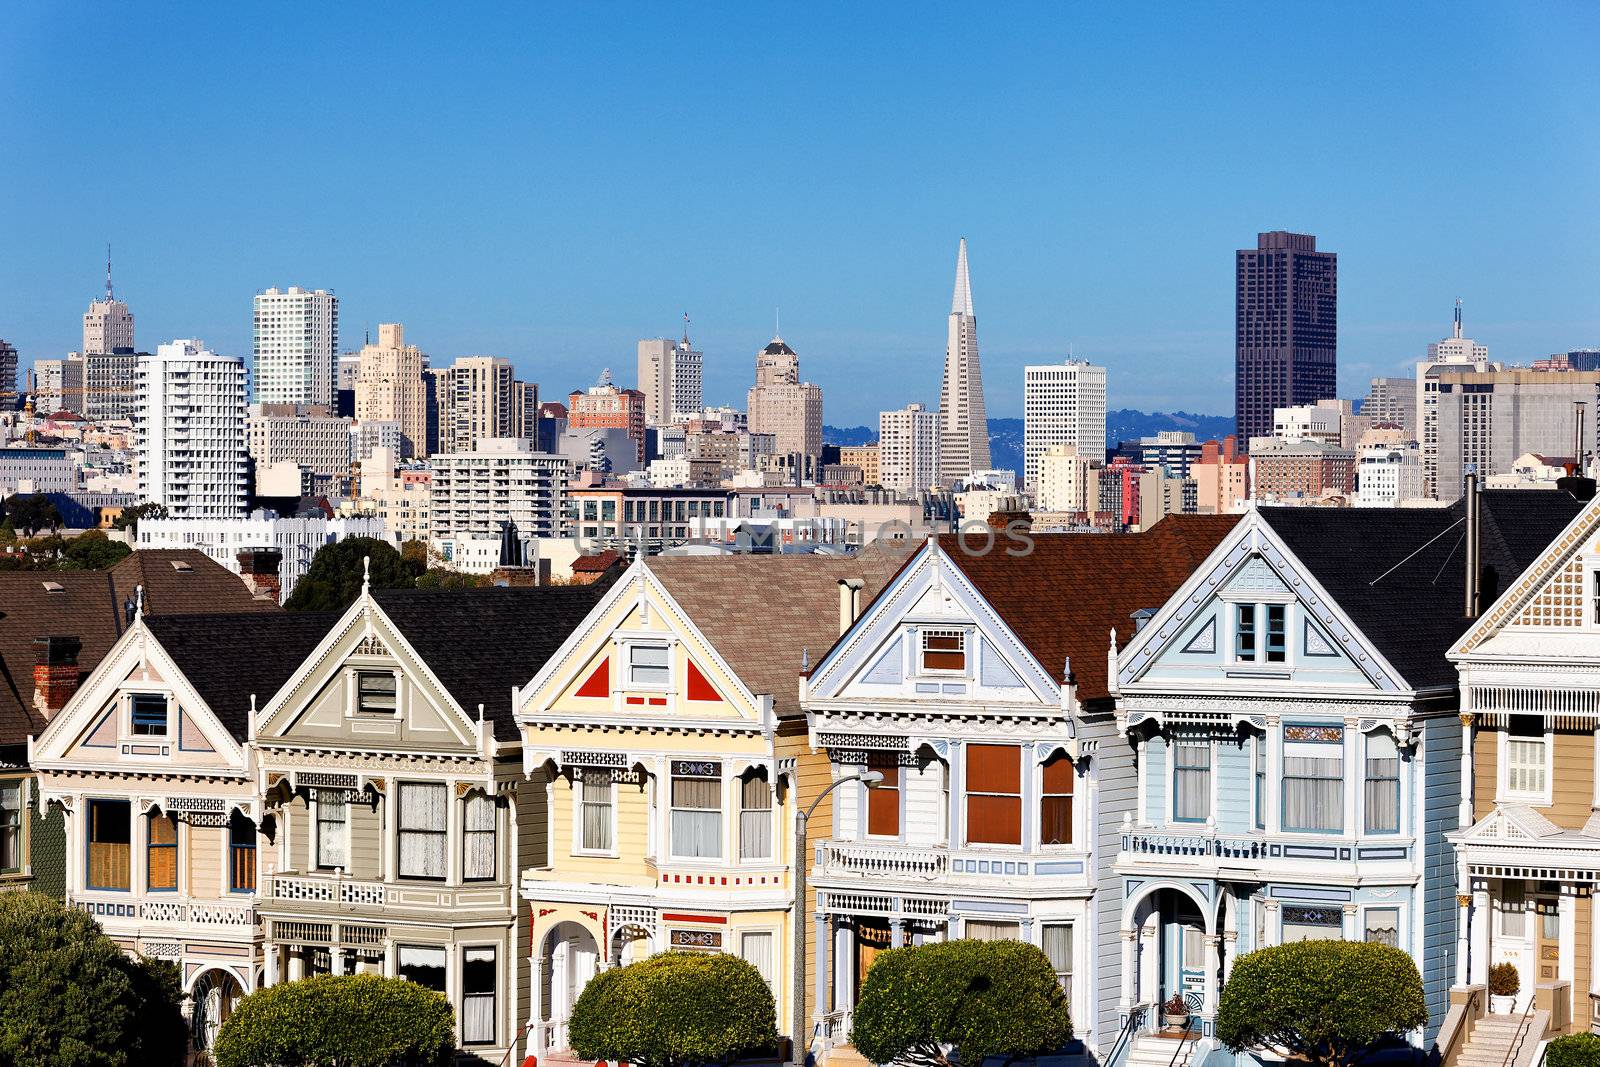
(34, 356, 84, 414)
(512, 380, 540, 439)
(83, 251, 135, 355)
(1235, 231, 1337, 446)
(1023, 359, 1108, 487)
(938, 238, 991, 485)
(879, 401, 941, 495)
(252, 286, 339, 407)
(85, 352, 141, 422)
(637, 332, 704, 426)
(0, 340, 16, 407)
(437, 355, 515, 454)
(1416, 302, 1496, 498)
(135, 340, 248, 518)
(747, 336, 823, 462)
(355, 324, 429, 458)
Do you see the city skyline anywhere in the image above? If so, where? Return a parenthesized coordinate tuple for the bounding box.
(3, 4, 1598, 424)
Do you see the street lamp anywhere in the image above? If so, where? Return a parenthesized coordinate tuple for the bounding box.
(791, 769, 884, 1067)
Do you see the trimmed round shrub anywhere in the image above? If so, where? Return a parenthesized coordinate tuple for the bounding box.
(1489, 961, 1520, 998)
(849, 938, 1071, 1067)
(569, 951, 777, 1067)
(1548, 1033, 1600, 1067)
(0, 891, 186, 1066)
(1216, 940, 1427, 1067)
(211, 973, 454, 1067)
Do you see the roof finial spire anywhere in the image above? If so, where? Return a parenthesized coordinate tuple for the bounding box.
(682, 311, 691, 344)
(951, 237, 974, 317)
(105, 243, 114, 301)
(774, 307, 780, 341)
(1454, 297, 1463, 340)
(362, 554, 371, 594)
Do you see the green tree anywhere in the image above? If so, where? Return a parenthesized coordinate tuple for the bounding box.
(2, 494, 63, 537)
(414, 568, 491, 589)
(849, 939, 1071, 1067)
(111, 502, 168, 532)
(57, 529, 133, 570)
(569, 951, 777, 1067)
(0, 891, 186, 1067)
(211, 973, 453, 1067)
(1216, 940, 1427, 1067)
(1547, 1033, 1600, 1067)
(282, 537, 415, 612)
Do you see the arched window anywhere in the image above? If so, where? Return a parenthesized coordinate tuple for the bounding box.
(1040, 752, 1074, 845)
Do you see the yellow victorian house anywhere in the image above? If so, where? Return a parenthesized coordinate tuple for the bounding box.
(513, 545, 909, 1062)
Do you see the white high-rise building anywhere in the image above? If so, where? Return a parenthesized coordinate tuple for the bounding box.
(879, 402, 941, 495)
(136, 340, 248, 518)
(430, 438, 570, 552)
(252, 286, 339, 407)
(1354, 442, 1424, 507)
(1036, 443, 1101, 514)
(1023, 358, 1107, 487)
(83, 252, 134, 354)
(1416, 301, 1498, 498)
(638, 333, 706, 426)
(938, 238, 991, 486)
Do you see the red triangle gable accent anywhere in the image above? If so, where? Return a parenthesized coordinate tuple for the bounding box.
(685, 658, 720, 702)
(575, 657, 610, 699)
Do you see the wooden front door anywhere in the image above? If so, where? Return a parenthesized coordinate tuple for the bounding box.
(1535, 895, 1561, 984)
(857, 920, 892, 992)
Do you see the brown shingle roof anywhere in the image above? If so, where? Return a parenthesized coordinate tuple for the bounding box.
(646, 542, 915, 720)
(937, 516, 1241, 702)
(572, 550, 623, 574)
(0, 549, 277, 748)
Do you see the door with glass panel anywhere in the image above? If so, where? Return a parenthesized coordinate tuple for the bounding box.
(1534, 891, 1560, 988)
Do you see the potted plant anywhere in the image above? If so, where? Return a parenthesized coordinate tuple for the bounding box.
(1164, 992, 1190, 1030)
(1489, 962, 1520, 1013)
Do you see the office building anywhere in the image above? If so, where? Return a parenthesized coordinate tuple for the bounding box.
(838, 444, 881, 486)
(638, 333, 703, 426)
(1235, 231, 1337, 445)
(1035, 443, 1100, 514)
(1364, 377, 1417, 434)
(1248, 438, 1356, 501)
(0, 448, 74, 495)
(1417, 305, 1498, 497)
(33, 356, 83, 414)
(0, 340, 15, 407)
(878, 401, 940, 495)
(429, 438, 570, 555)
(1191, 435, 1249, 515)
(1354, 442, 1424, 507)
(136, 512, 384, 600)
(246, 404, 352, 482)
(252, 286, 339, 407)
(1271, 404, 1343, 446)
(438, 355, 515, 454)
(355, 323, 429, 458)
(1135, 431, 1203, 478)
(334, 352, 361, 417)
(349, 419, 402, 463)
(512, 380, 539, 439)
(135, 340, 248, 518)
(1531, 349, 1600, 372)
(83, 255, 135, 355)
(939, 238, 991, 484)
(1433, 369, 1600, 502)
(1023, 358, 1107, 486)
(747, 336, 823, 463)
(84, 351, 140, 422)
(568, 373, 646, 464)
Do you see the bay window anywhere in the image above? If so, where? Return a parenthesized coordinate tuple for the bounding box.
(965, 744, 1021, 846)
(1040, 752, 1074, 845)
(147, 813, 178, 891)
(579, 776, 612, 853)
(315, 791, 348, 870)
(1283, 726, 1343, 833)
(739, 931, 775, 992)
(464, 793, 496, 880)
(87, 799, 131, 891)
(739, 775, 772, 860)
(1042, 923, 1073, 997)
(398, 944, 447, 991)
(965, 920, 1021, 941)
(461, 946, 496, 1046)
(1253, 736, 1266, 830)
(1363, 733, 1400, 833)
(1173, 740, 1211, 823)
(1281, 905, 1342, 942)
(398, 783, 448, 880)
(866, 753, 900, 838)
(670, 764, 721, 860)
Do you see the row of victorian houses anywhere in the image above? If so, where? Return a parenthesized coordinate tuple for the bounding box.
(3, 486, 1600, 1067)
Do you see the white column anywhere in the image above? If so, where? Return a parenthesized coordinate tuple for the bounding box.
(1470, 886, 1491, 985)
(1139, 917, 1159, 1008)
(1459, 713, 1476, 828)
(330, 944, 345, 976)
(1203, 935, 1222, 1017)
(1560, 889, 1577, 1022)
(1343, 903, 1359, 941)
(383, 937, 397, 978)
(814, 914, 830, 1017)
(1262, 899, 1281, 947)
(890, 918, 906, 949)
(379, 780, 396, 882)
(1342, 719, 1360, 836)
(288, 948, 305, 981)
(1119, 927, 1138, 1012)
(447, 781, 462, 886)
(1265, 719, 1282, 836)
(265, 943, 281, 987)
(1455, 890, 1472, 988)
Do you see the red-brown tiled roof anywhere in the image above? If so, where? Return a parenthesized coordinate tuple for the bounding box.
(571, 550, 623, 573)
(936, 515, 1240, 702)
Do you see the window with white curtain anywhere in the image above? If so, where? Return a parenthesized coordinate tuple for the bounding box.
(315, 791, 347, 870)
(463, 793, 496, 880)
(1363, 908, 1399, 948)
(398, 782, 448, 879)
(1364, 733, 1400, 833)
(670, 773, 721, 859)
(1173, 740, 1211, 822)
(1282, 728, 1343, 833)
(1506, 716, 1548, 797)
(1500, 880, 1527, 937)
(964, 920, 1021, 941)
(1042, 923, 1073, 997)
(739, 776, 771, 860)
(398, 944, 447, 990)
(0, 780, 22, 874)
(739, 931, 775, 991)
(461, 946, 496, 1045)
(580, 776, 613, 852)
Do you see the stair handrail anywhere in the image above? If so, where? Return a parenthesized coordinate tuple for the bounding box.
(1165, 1020, 1198, 1067)
(1499, 995, 1539, 1067)
(496, 1021, 533, 1067)
(1105, 1003, 1149, 1067)
(1441, 989, 1482, 1067)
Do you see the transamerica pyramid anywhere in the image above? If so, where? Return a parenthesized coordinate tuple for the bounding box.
(938, 237, 991, 485)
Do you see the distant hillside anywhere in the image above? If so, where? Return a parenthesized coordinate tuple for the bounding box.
(825, 409, 1233, 477)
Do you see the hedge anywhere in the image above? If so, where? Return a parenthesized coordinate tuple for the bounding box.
(211, 973, 454, 1067)
(1547, 1033, 1600, 1067)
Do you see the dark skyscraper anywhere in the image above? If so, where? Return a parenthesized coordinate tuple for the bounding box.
(1234, 231, 1337, 446)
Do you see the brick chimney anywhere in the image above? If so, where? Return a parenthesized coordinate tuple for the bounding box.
(986, 508, 1032, 531)
(237, 548, 284, 601)
(33, 635, 83, 718)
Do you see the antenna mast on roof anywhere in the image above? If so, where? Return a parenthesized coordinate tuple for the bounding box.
(105, 244, 114, 301)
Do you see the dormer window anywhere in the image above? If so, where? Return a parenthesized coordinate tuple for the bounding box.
(357, 672, 397, 714)
(1234, 604, 1287, 664)
(627, 643, 671, 688)
(130, 694, 168, 736)
(920, 629, 966, 673)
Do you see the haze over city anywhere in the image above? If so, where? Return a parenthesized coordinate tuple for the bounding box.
(4, 2, 1598, 423)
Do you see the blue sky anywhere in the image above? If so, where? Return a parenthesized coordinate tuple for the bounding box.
(3, 2, 1598, 425)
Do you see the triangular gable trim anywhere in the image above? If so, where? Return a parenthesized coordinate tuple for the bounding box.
(1454, 803, 1564, 843)
(685, 659, 721, 702)
(1117, 512, 1408, 692)
(575, 657, 610, 699)
(1452, 495, 1600, 658)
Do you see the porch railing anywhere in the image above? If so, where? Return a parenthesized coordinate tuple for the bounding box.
(1121, 830, 1265, 861)
(814, 1009, 853, 1048)
(268, 874, 386, 906)
(819, 843, 947, 879)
